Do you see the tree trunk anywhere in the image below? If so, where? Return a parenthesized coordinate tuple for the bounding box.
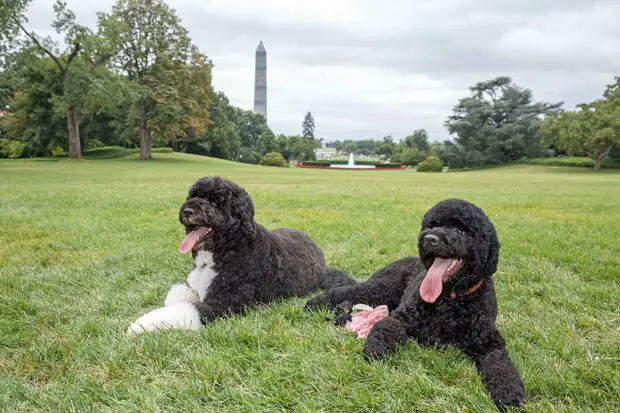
(139, 118, 152, 160)
(593, 156, 601, 171)
(67, 106, 82, 160)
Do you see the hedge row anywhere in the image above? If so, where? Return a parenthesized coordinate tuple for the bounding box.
(317, 159, 381, 165)
(519, 157, 620, 169)
(302, 160, 402, 168)
(55, 146, 173, 159)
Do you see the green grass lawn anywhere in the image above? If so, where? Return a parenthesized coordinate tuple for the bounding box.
(1, 153, 619, 412)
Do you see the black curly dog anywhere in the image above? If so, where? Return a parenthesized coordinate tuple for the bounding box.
(128, 176, 351, 334)
(306, 199, 525, 410)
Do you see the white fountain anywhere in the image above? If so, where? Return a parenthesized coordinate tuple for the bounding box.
(329, 152, 375, 169)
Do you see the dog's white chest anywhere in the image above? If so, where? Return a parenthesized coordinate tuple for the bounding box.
(187, 250, 218, 301)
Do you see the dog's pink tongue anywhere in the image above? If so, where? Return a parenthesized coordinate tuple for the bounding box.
(178, 227, 209, 254)
(420, 258, 454, 303)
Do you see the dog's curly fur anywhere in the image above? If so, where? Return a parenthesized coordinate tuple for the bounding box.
(306, 199, 525, 410)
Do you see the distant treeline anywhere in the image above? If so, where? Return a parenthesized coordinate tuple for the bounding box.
(1, 2, 618, 169)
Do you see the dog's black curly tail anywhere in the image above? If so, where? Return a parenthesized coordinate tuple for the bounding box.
(322, 268, 357, 290)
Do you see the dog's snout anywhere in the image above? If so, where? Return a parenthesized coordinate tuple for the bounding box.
(182, 207, 195, 218)
(423, 234, 440, 244)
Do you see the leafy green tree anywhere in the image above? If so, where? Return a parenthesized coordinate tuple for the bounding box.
(172, 50, 213, 149)
(541, 98, 620, 170)
(604, 77, 620, 166)
(376, 136, 395, 158)
(444, 76, 561, 168)
(436, 141, 466, 169)
(411, 129, 430, 152)
(257, 127, 276, 155)
(100, 0, 212, 159)
(333, 140, 345, 154)
(275, 134, 289, 160)
(355, 139, 376, 154)
(237, 110, 267, 149)
(2, 0, 115, 159)
(0, 53, 67, 156)
(236, 146, 261, 164)
(0, 0, 31, 66)
(343, 142, 357, 155)
(202, 91, 240, 159)
(276, 135, 316, 162)
(394, 146, 425, 166)
(604, 76, 620, 99)
(296, 137, 318, 161)
(302, 112, 315, 139)
(1, 43, 136, 156)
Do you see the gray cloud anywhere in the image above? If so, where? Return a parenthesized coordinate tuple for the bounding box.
(25, 0, 620, 141)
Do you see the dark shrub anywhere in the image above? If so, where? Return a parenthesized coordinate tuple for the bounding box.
(86, 139, 105, 150)
(185, 141, 210, 156)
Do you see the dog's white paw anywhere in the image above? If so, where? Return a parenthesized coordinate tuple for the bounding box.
(164, 282, 200, 306)
(127, 302, 201, 335)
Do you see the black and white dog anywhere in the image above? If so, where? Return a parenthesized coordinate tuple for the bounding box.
(128, 176, 351, 334)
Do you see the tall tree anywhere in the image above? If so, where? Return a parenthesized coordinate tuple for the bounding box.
(275, 135, 317, 162)
(410, 129, 430, 152)
(343, 142, 357, 155)
(237, 110, 267, 149)
(257, 127, 276, 155)
(0, 0, 31, 66)
(376, 135, 395, 158)
(2, 0, 113, 159)
(444, 76, 561, 168)
(541, 98, 620, 170)
(163, 48, 213, 150)
(604, 76, 620, 99)
(302, 111, 315, 139)
(101, 0, 212, 159)
(203, 91, 240, 160)
(333, 140, 345, 154)
(0, 54, 66, 156)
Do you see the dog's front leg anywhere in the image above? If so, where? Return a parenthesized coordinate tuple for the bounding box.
(464, 330, 526, 410)
(196, 284, 256, 322)
(363, 315, 408, 360)
(306, 274, 405, 313)
(305, 284, 364, 312)
(474, 347, 525, 410)
(127, 302, 202, 335)
(164, 281, 200, 306)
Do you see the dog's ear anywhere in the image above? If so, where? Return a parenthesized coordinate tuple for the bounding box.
(231, 188, 256, 234)
(481, 226, 500, 277)
(233, 189, 254, 218)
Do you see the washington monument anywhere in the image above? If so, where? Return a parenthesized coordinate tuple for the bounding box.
(253, 41, 267, 121)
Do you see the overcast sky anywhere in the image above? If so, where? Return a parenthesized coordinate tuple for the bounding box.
(26, 0, 620, 142)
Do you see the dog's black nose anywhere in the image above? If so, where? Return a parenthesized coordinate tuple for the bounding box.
(424, 234, 440, 244)
(182, 207, 195, 218)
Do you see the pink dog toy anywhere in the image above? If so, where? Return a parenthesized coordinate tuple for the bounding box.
(345, 304, 389, 339)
